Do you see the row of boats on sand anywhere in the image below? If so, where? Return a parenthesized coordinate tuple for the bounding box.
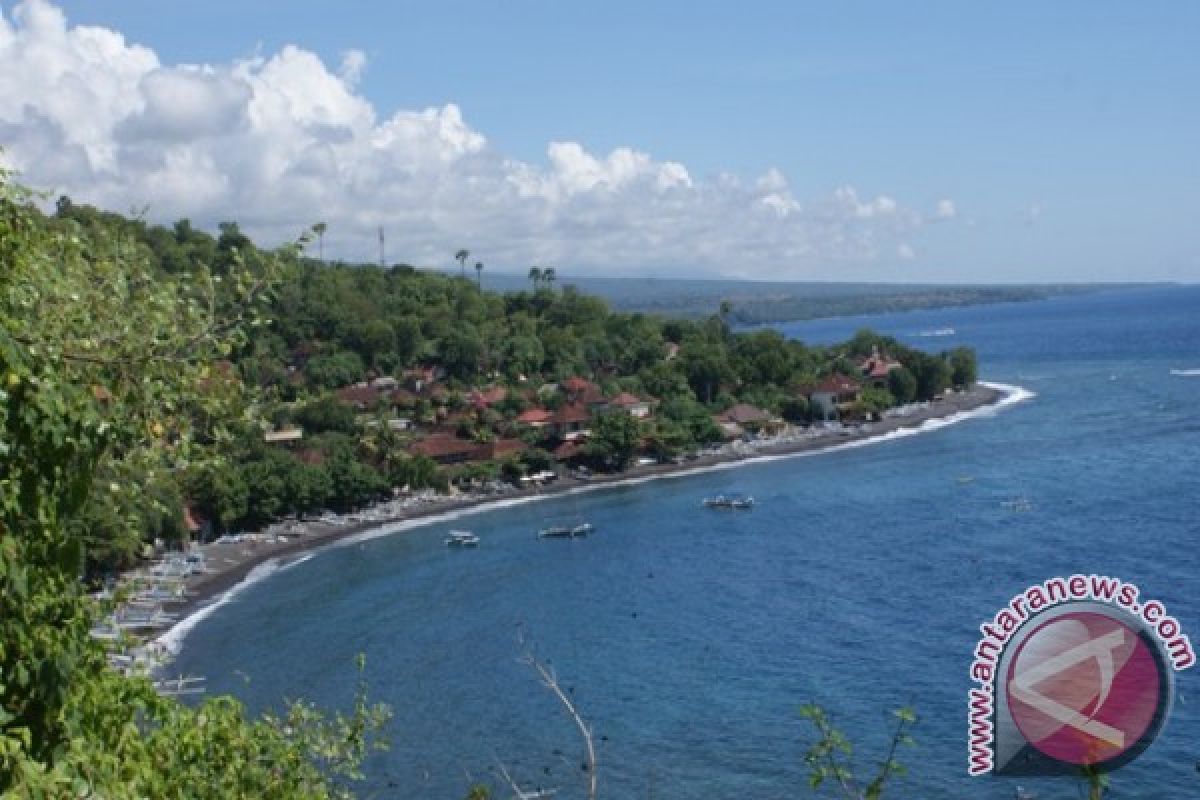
(89, 550, 209, 696)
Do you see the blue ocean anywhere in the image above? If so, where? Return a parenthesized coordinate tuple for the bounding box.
(172, 285, 1200, 799)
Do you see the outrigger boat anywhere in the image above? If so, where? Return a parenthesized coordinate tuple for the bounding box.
(445, 530, 480, 547)
(702, 494, 755, 509)
(538, 521, 593, 538)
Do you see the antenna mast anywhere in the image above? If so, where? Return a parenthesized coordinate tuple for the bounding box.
(378, 226, 385, 267)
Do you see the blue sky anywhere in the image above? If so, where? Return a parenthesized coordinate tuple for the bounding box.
(6, 1, 1199, 282)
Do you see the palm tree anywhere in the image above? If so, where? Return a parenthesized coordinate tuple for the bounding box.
(455, 248, 470, 279)
(474, 261, 484, 288)
(543, 266, 557, 289)
(362, 411, 405, 483)
(313, 222, 327, 261)
(528, 266, 542, 288)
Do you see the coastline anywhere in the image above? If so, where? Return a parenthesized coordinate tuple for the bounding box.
(159, 381, 1026, 645)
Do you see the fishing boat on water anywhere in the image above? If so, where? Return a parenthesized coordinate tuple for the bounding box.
(703, 494, 755, 509)
(538, 520, 593, 538)
(445, 530, 481, 547)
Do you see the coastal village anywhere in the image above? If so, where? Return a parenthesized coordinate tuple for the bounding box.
(20, 199, 977, 699)
(261, 349, 901, 491)
(100, 342, 991, 690)
(5, 185, 985, 800)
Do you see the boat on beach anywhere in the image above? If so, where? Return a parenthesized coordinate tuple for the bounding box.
(445, 530, 480, 547)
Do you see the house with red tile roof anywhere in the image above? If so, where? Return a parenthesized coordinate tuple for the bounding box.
(716, 403, 773, 426)
(713, 402, 776, 437)
(552, 440, 584, 462)
(560, 376, 608, 409)
(402, 365, 444, 392)
(335, 383, 386, 410)
(410, 434, 528, 465)
(609, 392, 652, 418)
(469, 385, 508, 409)
(858, 347, 903, 387)
(471, 438, 527, 461)
(410, 434, 478, 464)
(809, 375, 862, 420)
(561, 376, 594, 394)
(516, 408, 554, 428)
(551, 402, 592, 440)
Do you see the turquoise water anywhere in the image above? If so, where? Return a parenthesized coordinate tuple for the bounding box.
(172, 285, 1200, 798)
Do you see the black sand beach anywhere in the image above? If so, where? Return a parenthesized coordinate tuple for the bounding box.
(166, 384, 1004, 619)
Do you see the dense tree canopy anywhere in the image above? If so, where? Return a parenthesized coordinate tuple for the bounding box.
(1, 175, 387, 797)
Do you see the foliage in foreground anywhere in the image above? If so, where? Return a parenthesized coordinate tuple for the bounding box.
(0, 173, 388, 797)
(800, 704, 917, 799)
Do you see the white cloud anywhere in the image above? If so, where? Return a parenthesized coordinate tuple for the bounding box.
(0, 0, 955, 277)
(934, 199, 957, 220)
(339, 49, 366, 85)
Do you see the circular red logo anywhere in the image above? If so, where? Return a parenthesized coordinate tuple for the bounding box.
(1006, 611, 1162, 766)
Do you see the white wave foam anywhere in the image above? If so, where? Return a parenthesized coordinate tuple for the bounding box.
(156, 553, 313, 655)
(169, 381, 1033, 641)
(1170, 368, 1200, 377)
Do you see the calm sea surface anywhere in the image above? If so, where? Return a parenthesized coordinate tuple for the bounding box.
(173, 285, 1200, 799)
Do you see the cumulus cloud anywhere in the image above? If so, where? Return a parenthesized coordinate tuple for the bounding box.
(0, 0, 954, 277)
(339, 49, 366, 85)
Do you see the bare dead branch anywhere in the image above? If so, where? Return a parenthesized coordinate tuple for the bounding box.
(516, 636, 597, 800)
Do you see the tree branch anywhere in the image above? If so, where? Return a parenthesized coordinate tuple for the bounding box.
(518, 640, 597, 800)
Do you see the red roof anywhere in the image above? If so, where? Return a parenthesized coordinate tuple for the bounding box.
(410, 434, 527, 462)
(335, 384, 381, 407)
(860, 357, 901, 379)
(517, 408, 553, 424)
(553, 440, 584, 460)
(719, 403, 772, 424)
(404, 366, 438, 381)
(473, 438, 527, 460)
(184, 505, 205, 533)
(609, 392, 644, 407)
(815, 375, 861, 394)
(552, 402, 591, 424)
(410, 434, 477, 459)
(469, 386, 508, 408)
(562, 376, 594, 393)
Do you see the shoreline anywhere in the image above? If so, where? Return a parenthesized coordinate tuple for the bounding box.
(159, 381, 1023, 643)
